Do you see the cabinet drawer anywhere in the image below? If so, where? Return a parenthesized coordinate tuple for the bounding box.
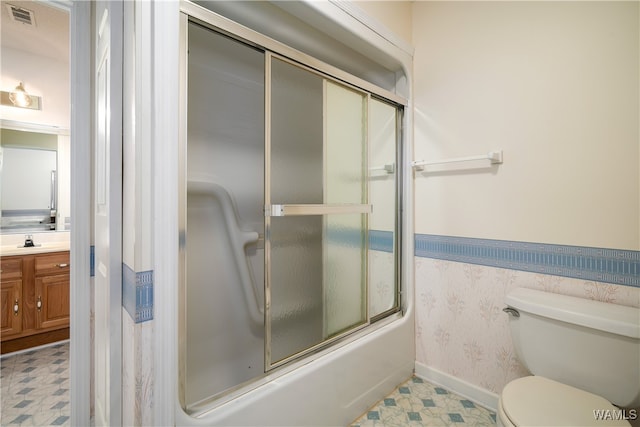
(35, 252, 70, 276)
(1, 258, 23, 280)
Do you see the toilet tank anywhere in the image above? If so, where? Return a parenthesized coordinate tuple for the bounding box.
(505, 287, 640, 408)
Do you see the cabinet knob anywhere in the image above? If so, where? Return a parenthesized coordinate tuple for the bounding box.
(13, 299, 19, 316)
(36, 296, 42, 311)
(56, 263, 69, 268)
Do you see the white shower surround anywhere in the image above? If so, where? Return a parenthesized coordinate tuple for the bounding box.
(145, 1, 415, 425)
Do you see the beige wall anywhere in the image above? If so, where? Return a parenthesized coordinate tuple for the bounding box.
(1, 47, 70, 128)
(354, 1, 412, 45)
(412, 0, 640, 403)
(413, 1, 639, 251)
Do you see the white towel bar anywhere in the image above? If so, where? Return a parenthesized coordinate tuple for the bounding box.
(412, 150, 503, 171)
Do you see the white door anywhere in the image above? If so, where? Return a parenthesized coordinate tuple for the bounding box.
(94, 1, 123, 425)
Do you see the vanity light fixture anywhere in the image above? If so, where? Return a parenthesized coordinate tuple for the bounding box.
(1, 82, 41, 110)
(10, 82, 31, 107)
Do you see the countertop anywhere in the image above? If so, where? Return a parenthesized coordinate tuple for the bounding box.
(1, 241, 70, 257)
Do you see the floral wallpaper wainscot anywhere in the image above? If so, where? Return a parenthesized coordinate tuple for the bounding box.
(415, 257, 640, 395)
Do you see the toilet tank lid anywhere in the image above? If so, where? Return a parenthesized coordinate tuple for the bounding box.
(505, 288, 640, 339)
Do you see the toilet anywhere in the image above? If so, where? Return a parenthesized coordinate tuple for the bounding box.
(498, 287, 640, 427)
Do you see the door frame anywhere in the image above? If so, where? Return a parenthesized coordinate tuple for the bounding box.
(67, 0, 93, 425)
(92, 0, 124, 424)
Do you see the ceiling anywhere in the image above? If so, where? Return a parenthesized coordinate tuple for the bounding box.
(1, 1, 69, 63)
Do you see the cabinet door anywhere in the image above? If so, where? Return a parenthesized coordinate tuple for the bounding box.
(1, 280, 23, 337)
(35, 274, 70, 330)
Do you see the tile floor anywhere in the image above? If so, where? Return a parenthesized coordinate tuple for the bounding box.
(1, 342, 496, 427)
(1, 341, 70, 426)
(351, 376, 497, 427)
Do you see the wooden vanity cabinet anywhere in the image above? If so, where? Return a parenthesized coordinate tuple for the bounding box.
(1, 258, 23, 337)
(1, 251, 70, 353)
(35, 252, 71, 330)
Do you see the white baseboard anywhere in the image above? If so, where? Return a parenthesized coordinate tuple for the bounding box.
(414, 362, 499, 412)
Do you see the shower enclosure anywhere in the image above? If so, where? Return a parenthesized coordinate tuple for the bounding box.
(180, 6, 405, 414)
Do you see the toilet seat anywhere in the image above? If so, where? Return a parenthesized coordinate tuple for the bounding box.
(499, 376, 631, 426)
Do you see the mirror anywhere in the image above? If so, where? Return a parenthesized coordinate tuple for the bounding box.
(0, 123, 70, 233)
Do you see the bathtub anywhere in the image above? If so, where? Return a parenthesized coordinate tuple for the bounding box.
(175, 307, 414, 426)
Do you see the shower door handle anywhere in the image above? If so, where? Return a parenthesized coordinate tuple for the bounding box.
(266, 204, 372, 217)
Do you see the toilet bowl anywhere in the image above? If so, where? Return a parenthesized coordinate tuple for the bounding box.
(497, 376, 631, 427)
(499, 288, 640, 427)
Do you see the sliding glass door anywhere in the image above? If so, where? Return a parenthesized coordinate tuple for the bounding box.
(266, 57, 369, 367)
(181, 13, 404, 410)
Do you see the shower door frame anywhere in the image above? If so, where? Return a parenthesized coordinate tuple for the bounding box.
(179, 0, 407, 412)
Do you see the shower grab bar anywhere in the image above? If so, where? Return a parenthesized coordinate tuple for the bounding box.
(412, 150, 503, 171)
(267, 204, 372, 217)
(187, 180, 264, 325)
(369, 163, 395, 174)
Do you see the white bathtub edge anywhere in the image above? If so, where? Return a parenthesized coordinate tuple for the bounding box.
(175, 314, 414, 426)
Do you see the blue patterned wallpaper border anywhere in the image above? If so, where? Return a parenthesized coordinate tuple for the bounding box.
(370, 230, 394, 253)
(122, 263, 154, 323)
(90, 246, 95, 277)
(323, 229, 395, 253)
(414, 234, 639, 288)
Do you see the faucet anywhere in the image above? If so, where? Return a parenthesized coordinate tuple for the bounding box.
(24, 235, 35, 247)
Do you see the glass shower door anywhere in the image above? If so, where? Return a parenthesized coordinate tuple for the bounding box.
(181, 15, 403, 410)
(368, 98, 400, 319)
(266, 56, 369, 368)
(184, 21, 266, 409)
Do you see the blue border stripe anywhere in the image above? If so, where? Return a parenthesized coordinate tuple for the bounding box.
(370, 230, 394, 253)
(122, 263, 154, 323)
(414, 234, 639, 288)
(323, 229, 394, 253)
(326, 227, 365, 248)
(90, 246, 95, 277)
(135, 270, 154, 323)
